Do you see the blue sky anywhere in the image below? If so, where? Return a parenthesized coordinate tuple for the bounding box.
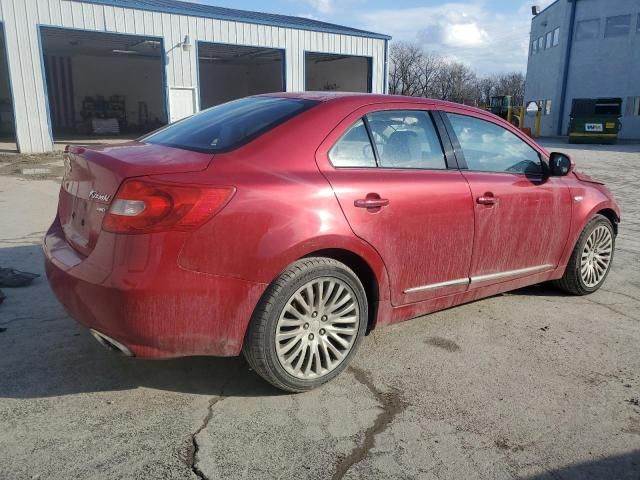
(194, 0, 555, 75)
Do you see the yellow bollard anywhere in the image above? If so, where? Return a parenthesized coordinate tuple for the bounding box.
(507, 106, 513, 125)
(534, 110, 541, 138)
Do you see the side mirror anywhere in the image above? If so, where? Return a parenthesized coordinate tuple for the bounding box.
(548, 152, 574, 177)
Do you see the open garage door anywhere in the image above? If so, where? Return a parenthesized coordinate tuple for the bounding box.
(40, 27, 167, 142)
(198, 42, 285, 109)
(0, 24, 16, 152)
(305, 52, 372, 93)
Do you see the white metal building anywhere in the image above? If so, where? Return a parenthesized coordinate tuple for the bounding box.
(0, 0, 390, 153)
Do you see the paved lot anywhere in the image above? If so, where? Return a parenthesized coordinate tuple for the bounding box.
(0, 141, 639, 480)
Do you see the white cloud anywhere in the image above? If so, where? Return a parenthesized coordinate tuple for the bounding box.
(306, 0, 334, 14)
(359, 1, 545, 74)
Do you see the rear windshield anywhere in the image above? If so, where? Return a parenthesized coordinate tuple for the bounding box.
(144, 96, 319, 153)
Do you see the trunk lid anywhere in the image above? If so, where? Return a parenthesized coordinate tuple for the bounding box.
(58, 142, 212, 256)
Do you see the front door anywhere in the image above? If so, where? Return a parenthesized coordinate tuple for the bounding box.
(316, 106, 475, 306)
(442, 110, 572, 284)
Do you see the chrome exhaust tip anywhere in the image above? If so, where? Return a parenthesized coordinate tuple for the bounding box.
(89, 329, 134, 357)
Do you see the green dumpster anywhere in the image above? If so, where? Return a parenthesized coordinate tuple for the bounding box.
(568, 98, 622, 145)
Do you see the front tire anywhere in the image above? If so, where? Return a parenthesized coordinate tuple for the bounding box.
(554, 214, 615, 295)
(243, 257, 368, 392)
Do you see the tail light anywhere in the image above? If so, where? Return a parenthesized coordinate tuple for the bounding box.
(102, 177, 235, 234)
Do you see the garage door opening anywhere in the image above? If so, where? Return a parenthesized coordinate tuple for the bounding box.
(0, 24, 16, 152)
(198, 42, 284, 109)
(305, 52, 372, 93)
(39, 27, 167, 142)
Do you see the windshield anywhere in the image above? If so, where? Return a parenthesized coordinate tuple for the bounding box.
(144, 96, 319, 153)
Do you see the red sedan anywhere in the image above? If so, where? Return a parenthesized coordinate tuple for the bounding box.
(44, 93, 620, 392)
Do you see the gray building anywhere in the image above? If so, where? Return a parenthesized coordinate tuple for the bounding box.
(0, 0, 389, 153)
(524, 0, 640, 139)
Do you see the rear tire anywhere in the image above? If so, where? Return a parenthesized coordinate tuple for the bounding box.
(243, 257, 368, 392)
(554, 214, 615, 295)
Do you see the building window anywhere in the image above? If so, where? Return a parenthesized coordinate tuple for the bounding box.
(532, 40, 537, 54)
(546, 31, 553, 48)
(626, 97, 640, 116)
(553, 27, 560, 46)
(637, 13, 640, 33)
(538, 36, 544, 50)
(605, 15, 631, 37)
(576, 19, 600, 40)
(545, 100, 552, 116)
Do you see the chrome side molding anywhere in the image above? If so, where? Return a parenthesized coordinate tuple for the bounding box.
(404, 264, 555, 294)
(404, 278, 470, 294)
(469, 264, 554, 284)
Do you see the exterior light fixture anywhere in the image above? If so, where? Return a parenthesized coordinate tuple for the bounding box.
(182, 35, 192, 52)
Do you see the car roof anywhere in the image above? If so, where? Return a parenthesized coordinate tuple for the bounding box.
(265, 92, 493, 118)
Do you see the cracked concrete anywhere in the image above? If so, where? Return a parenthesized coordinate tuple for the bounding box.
(0, 141, 639, 479)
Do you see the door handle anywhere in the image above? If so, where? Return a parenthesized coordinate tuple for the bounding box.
(477, 194, 497, 206)
(354, 195, 389, 210)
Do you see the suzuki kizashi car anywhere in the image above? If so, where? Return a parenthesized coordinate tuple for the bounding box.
(44, 93, 620, 392)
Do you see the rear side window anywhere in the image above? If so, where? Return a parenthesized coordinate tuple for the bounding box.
(144, 96, 319, 153)
(329, 120, 377, 168)
(447, 113, 543, 175)
(329, 110, 446, 170)
(367, 111, 446, 169)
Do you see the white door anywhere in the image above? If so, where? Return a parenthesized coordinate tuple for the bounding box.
(169, 88, 196, 123)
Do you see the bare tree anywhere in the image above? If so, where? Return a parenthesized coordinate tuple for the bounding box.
(434, 61, 477, 104)
(387, 41, 526, 107)
(418, 51, 444, 98)
(388, 42, 424, 97)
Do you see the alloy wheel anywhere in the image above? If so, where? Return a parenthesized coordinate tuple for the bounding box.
(275, 277, 360, 380)
(580, 225, 613, 288)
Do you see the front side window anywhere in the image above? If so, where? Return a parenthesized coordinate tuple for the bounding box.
(365, 111, 446, 169)
(447, 113, 543, 175)
(576, 19, 600, 40)
(605, 15, 631, 37)
(144, 96, 319, 153)
(329, 120, 377, 168)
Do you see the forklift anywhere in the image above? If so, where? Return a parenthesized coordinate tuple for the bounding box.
(489, 95, 524, 128)
(568, 98, 622, 144)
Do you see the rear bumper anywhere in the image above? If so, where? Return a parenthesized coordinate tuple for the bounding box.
(43, 218, 267, 358)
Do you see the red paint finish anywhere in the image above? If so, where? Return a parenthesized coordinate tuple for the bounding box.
(43, 93, 621, 359)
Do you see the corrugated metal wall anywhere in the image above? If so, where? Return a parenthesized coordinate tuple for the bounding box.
(0, 0, 387, 153)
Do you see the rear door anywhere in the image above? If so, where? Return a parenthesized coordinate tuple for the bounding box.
(316, 104, 475, 306)
(441, 110, 572, 284)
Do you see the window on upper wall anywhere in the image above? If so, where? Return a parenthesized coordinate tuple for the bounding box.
(626, 97, 640, 116)
(576, 18, 600, 40)
(545, 100, 552, 116)
(546, 31, 553, 48)
(553, 27, 560, 46)
(605, 15, 632, 37)
(532, 40, 538, 54)
(637, 13, 640, 33)
(538, 36, 544, 50)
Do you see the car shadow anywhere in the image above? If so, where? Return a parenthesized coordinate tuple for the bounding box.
(524, 451, 640, 480)
(0, 245, 584, 400)
(0, 244, 283, 399)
